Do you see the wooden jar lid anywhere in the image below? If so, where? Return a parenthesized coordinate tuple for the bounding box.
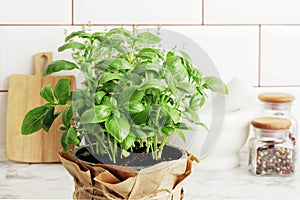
(251, 117, 292, 130)
(258, 92, 294, 103)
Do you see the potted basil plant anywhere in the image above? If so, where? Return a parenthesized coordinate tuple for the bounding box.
(21, 27, 228, 199)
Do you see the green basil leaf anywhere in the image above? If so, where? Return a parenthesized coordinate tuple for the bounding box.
(189, 93, 205, 110)
(40, 85, 54, 103)
(62, 106, 73, 128)
(95, 91, 106, 105)
(67, 105, 73, 119)
(137, 32, 161, 44)
(43, 107, 59, 132)
(58, 125, 68, 131)
(180, 50, 192, 63)
(132, 105, 151, 125)
(110, 33, 129, 46)
(21, 105, 49, 135)
(98, 72, 122, 85)
(165, 106, 180, 124)
(66, 127, 80, 145)
(133, 63, 162, 74)
(175, 122, 190, 130)
(121, 134, 136, 150)
(190, 68, 203, 84)
(101, 81, 117, 93)
(138, 80, 165, 90)
(82, 124, 101, 133)
(73, 99, 85, 111)
(100, 38, 113, 55)
(130, 90, 145, 103)
(43, 60, 78, 76)
(105, 116, 130, 143)
(92, 32, 106, 42)
(80, 63, 92, 77)
(146, 70, 160, 80)
(106, 28, 132, 38)
(161, 127, 174, 136)
(54, 78, 70, 105)
(95, 58, 132, 71)
(166, 51, 175, 59)
(72, 90, 89, 100)
(175, 129, 186, 143)
(164, 56, 180, 68)
(61, 132, 68, 152)
(165, 57, 187, 82)
(123, 73, 143, 85)
(65, 30, 91, 42)
(150, 105, 168, 127)
(196, 121, 208, 131)
(114, 45, 128, 55)
(131, 126, 148, 139)
(139, 48, 164, 59)
(136, 51, 159, 61)
(58, 42, 86, 52)
(110, 97, 118, 107)
(102, 96, 112, 107)
(203, 76, 229, 94)
(170, 87, 184, 101)
(176, 82, 197, 94)
(182, 108, 200, 124)
(129, 103, 145, 113)
(80, 105, 111, 124)
(115, 86, 138, 106)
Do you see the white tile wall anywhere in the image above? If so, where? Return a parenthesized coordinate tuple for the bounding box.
(0, 26, 75, 90)
(162, 26, 259, 85)
(0, 93, 7, 145)
(74, 0, 202, 24)
(0, 0, 72, 24)
(205, 0, 300, 24)
(261, 26, 300, 86)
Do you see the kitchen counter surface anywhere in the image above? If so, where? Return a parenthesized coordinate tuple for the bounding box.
(1, 144, 300, 200)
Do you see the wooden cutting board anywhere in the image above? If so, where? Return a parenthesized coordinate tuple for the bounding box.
(6, 52, 76, 163)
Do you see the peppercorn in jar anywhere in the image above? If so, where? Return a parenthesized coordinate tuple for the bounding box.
(249, 117, 295, 176)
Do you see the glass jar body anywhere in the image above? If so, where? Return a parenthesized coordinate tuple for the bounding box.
(249, 129, 295, 176)
(260, 102, 297, 145)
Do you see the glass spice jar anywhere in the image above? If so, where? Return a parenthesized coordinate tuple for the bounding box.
(249, 117, 295, 176)
(258, 92, 297, 146)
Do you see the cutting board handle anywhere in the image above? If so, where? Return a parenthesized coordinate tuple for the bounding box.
(35, 52, 53, 77)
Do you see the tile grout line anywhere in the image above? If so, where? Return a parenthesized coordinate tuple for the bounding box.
(2, 23, 300, 27)
(0, 24, 75, 26)
(203, 24, 262, 26)
(76, 24, 205, 26)
(202, 0, 205, 25)
(258, 25, 262, 87)
(254, 85, 300, 88)
(72, 0, 75, 25)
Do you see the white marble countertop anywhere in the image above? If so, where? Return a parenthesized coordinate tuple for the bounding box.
(1, 144, 300, 200)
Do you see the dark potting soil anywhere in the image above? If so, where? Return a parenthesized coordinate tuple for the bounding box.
(73, 145, 184, 169)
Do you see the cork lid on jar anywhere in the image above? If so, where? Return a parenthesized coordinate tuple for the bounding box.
(258, 92, 295, 103)
(251, 117, 292, 130)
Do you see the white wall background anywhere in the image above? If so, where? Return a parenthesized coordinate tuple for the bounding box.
(1, 0, 300, 145)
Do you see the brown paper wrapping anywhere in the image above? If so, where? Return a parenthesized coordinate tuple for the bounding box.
(59, 150, 198, 200)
